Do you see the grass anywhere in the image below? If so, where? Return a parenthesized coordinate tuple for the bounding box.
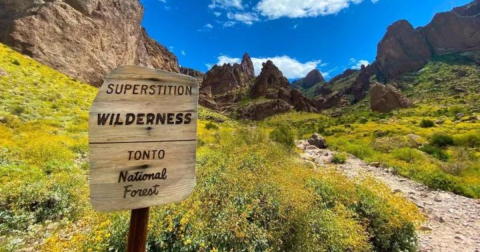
(0, 43, 424, 251)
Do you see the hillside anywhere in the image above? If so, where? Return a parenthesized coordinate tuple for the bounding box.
(0, 44, 425, 251)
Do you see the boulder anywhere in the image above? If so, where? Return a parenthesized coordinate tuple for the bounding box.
(370, 83, 412, 113)
(307, 133, 327, 149)
(0, 0, 179, 86)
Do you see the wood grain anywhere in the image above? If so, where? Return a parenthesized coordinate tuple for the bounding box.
(89, 66, 198, 212)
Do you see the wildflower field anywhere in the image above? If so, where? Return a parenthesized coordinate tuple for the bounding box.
(0, 44, 425, 251)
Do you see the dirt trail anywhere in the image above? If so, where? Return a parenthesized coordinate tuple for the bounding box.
(297, 140, 480, 252)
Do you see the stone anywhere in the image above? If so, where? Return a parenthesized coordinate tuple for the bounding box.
(370, 162, 381, 167)
(453, 87, 467, 93)
(307, 133, 327, 149)
(420, 225, 434, 231)
(0, 0, 179, 86)
(0, 116, 6, 123)
(370, 83, 412, 113)
(435, 119, 445, 125)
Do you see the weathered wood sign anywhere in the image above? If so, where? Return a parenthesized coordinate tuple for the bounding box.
(89, 66, 198, 212)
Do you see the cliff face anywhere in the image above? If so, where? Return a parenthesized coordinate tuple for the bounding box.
(375, 0, 480, 82)
(0, 0, 179, 86)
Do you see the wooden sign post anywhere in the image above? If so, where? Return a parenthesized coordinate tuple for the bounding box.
(88, 66, 199, 251)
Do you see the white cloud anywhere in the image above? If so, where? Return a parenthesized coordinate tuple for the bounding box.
(208, 55, 324, 79)
(223, 21, 237, 27)
(198, 23, 214, 32)
(227, 12, 259, 25)
(209, 0, 243, 10)
(256, 0, 379, 19)
(181, 50, 186, 56)
(158, 0, 166, 3)
(213, 11, 222, 17)
(350, 58, 369, 69)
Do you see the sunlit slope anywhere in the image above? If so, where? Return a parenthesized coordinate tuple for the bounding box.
(0, 43, 423, 251)
(265, 54, 480, 198)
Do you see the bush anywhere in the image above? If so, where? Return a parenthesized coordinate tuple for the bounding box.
(419, 119, 434, 128)
(269, 125, 295, 148)
(332, 153, 347, 164)
(430, 133, 454, 148)
(454, 132, 480, 148)
(391, 148, 424, 164)
(420, 145, 449, 161)
(205, 122, 219, 130)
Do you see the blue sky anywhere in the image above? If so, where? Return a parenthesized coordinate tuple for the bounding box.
(140, 0, 472, 80)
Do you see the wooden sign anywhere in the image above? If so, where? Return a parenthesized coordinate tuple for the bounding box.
(89, 66, 198, 212)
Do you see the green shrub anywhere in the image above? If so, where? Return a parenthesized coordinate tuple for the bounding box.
(12, 59, 20, 66)
(430, 133, 454, 148)
(454, 132, 480, 148)
(391, 148, 424, 163)
(269, 125, 295, 148)
(205, 122, 219, 130)
(419, 119, 434, 128)
(420, 145, 449, 161)
(332, 153, 347, 164)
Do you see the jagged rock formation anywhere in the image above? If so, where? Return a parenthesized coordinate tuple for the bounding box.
(250, 60, 316, 113)
(370, 83, 412, 113)
(0, 0, 179, 86)
(180, 67, 204, 85)
(199, 53, 255, 111)
(352, 65, 376, 102)
(375, 20, 432, 81)
(201, 53, 254, 97)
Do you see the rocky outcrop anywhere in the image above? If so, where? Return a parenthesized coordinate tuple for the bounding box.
(352, 65, 376, 102)
(328, 69, 357, 85)
(0, 0, 179, 86)
(250, 60, 316, 113)
(314, 91, 348, 110)
(370, 83, 412, 113)
(375, 20, 432, 81)
(307, 133, 327, 149)
(236, 99, 293, 121)
(180, 67, 204, 85)
(422, 5, 480, 55)
(374, 1, 480, 82)
(201, 53, 254, 97)
(299, 69, 325, 89)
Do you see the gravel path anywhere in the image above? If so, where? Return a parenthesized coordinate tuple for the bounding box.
(297, 140, 480, 252)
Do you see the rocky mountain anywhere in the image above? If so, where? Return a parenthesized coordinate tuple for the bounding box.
(309, 0, 480, 113)
(0, 0, 179, 86)
(292, 69, 326, 98)
(199, 54, 316, 120)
